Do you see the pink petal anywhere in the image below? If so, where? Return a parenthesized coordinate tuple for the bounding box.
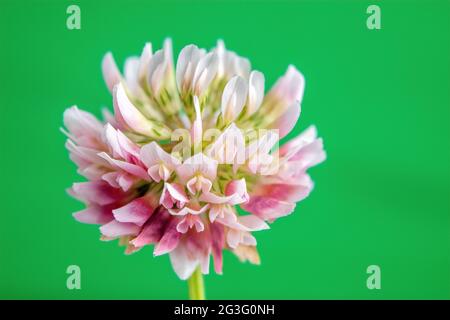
(271, 101, 301, 139)
(100, 220, 140, 238)
(176, 215, 205, 233)
(186, 176, 212, 195)
(104, 124, 141, 161)
(225, 179, 249, 205)
(65, 140, 107, 166)
(153, 218, 182, 256)
(218, 214, 269, 232)
(160, 183, 189, 209)
(251, 174, 313, 202)
(102, 52, 122, 93)
(131, 208, 170, 247)
(169, 204, 209, 217)
(73, 205, 113, 225)
(113, 83, 155, 136)
(176, 153, 218, 183)
(113, 195, 157, 227)
(241, 196, 295, 221)
(226, 229, 257, 249)
(69, 181, 124, 205)
(270, 65, 305, 104)
(169, 244, 199, 280)
(279, 125, 318, 158)
(63, 106, 104, 148)
(210, 222, 225, 274)
(98, 152, 149, 180)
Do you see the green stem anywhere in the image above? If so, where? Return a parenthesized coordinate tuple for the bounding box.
(187, 267, 205, 300)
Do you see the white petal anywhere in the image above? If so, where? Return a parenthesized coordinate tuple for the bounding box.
(138, 42, 152, 81)
(114, 83, 153, 136)
(246, 71, 265, 115)
(221, 76, 248, 123)
(176, 44, 202, 93)
(101, 52, 122, 93)
(192, 52, 219, 96)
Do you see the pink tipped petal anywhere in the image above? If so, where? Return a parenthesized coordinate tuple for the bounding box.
(140, 141, 180, 167)
(73, 205, 113, 225)
(100, 220, 140, 238)
(241, 196, 295, 221)
(287, 139, 326, 168)
(112, 196, 157, 227)
(169, 245, 199, 280)
(98, 152, 148, 180)
(176, 153, 218, 183)
(116, 172, 135, 191)
(210, 222, 225, 274)
(237, 215, 270, 231)
(271, 65, 305, 104)
(102, 52, 122, 93)
(63, 106, 104, 148)
(225, 179, 249, 205)
(131, 208, 170, 247)
(140, 142, 180, 182)
(65, 140, 110, 169)
(279, 125, 318, 158)
(113, 83, 155, 136)
(253, 177, 313, 203)
(153, 218, 182, 256)
(271, 102, 301, 139)
(176, 215, 205, 233)
(160, 183, 189, 209)
(70, 181, 124, 205)
(218, 213, 269, 232)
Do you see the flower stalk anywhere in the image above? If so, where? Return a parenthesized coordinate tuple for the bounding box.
(187, 266, 205, 300)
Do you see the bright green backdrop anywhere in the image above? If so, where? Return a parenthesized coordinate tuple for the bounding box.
(0, 0, 449, 299)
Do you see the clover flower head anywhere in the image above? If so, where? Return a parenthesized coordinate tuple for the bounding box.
(63, 39, 326, 280)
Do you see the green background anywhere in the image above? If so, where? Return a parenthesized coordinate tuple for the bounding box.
(0, 0, 449, 299)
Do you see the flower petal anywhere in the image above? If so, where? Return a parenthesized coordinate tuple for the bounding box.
(69, 181, 124, 205)
(131, 208, 170, 247)
(100, 220, 140, 238)
(221, 76, 248, 123)
(102, 52, 122, 93)
(192, 52, 219, 96)
(112, 195, 158, 227)
(73, 205, 113, 225)
(153, 218, 182, 256)
(246, 71, 265, 116)
(241, 196, 295, 221)
(270, 101, 301, 139)
(176, 153, 218, 183)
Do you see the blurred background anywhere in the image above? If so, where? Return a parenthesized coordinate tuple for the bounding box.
(0, 0, 449, 299)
